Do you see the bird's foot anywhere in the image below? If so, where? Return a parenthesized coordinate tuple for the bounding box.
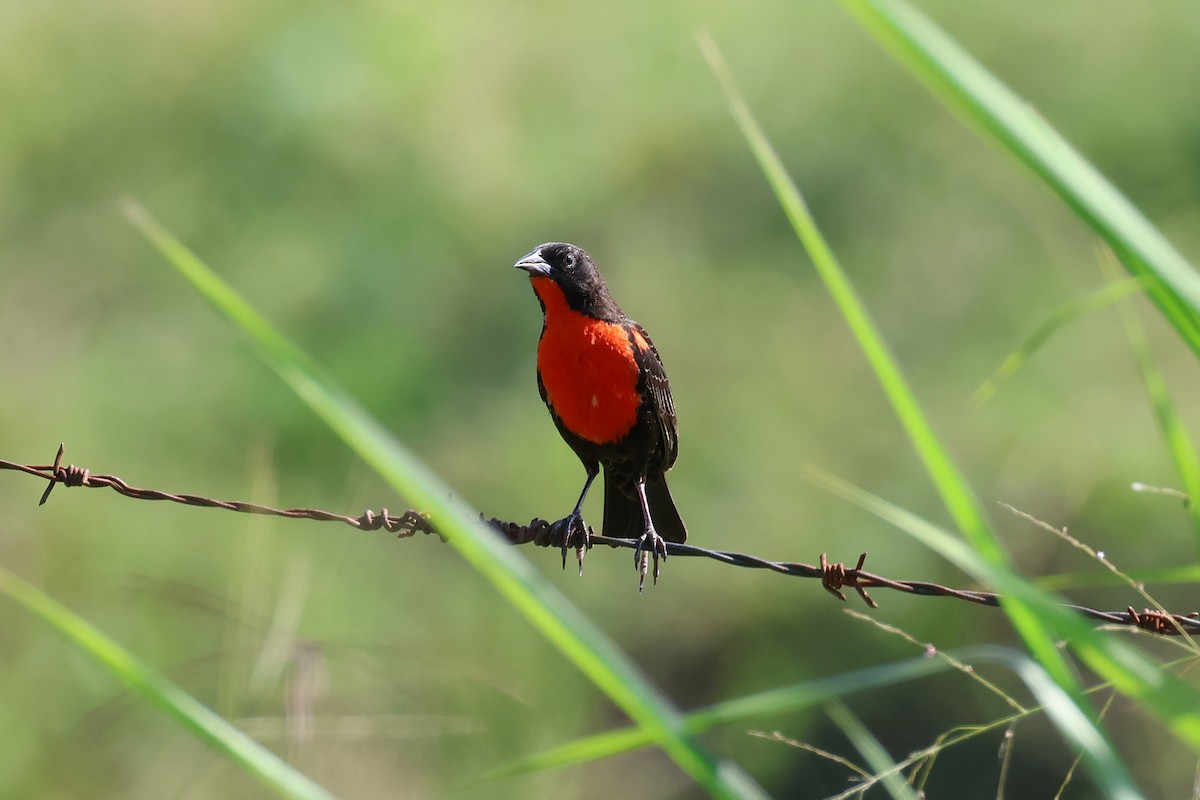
(634, 527, 668, 591)
(551, 512, 592, 576)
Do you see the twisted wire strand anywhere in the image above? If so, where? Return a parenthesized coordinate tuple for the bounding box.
(5, 445, 1198, 636)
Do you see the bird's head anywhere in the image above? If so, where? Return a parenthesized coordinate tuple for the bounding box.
(514, 242, 621, 320)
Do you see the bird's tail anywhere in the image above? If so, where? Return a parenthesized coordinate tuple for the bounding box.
(602, 473, 688, 543)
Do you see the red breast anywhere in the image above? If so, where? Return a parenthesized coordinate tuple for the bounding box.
(531, 277, 641, 444)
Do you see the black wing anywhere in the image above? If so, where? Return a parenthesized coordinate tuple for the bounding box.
(628, 321, 678, 473)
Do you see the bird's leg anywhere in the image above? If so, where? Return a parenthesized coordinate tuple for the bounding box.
(632, 477, 668, 591)
(559, 465, 597, 572)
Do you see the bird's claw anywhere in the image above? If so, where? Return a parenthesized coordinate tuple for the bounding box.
(553, 513, 591, 575)
(634, 528, 668, 591)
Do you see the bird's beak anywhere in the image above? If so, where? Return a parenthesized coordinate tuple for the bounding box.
(514, 250, 552, 277)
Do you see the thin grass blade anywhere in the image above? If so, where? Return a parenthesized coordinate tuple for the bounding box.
(497, 641, 1146, 800)
(0, 562, 334, 800)
(806, 467, 1200, 774)
(699, 34, 1079, 696)
(973, 277, 1149, 405)
(840, 0, 1200, 358)
(827, 701, 920, 800)
(1103, 254, 1200, 551)
(122, 201, 767, 800)
(1036, 565, 1200, 592)
(492, 655, 952, 777)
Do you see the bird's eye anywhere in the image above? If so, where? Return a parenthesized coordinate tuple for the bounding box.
(563, 254, 575, 271)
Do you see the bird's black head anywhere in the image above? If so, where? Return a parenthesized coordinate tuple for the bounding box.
(514, 242, 623, 321)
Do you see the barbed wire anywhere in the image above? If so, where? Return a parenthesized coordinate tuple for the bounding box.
(4, 444, 1198, 637)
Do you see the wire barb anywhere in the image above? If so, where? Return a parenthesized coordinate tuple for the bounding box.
(5, 444, 1200, 635)
(820, 552, 878, 608)
(1125, 606, 1196, 636)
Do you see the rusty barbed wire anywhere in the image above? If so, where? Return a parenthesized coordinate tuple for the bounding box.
(4, 444, 1200, 637)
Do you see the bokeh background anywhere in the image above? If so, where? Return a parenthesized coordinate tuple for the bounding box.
(3, 1, 1200, 797)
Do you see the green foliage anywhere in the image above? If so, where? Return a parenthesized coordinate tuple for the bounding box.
(3, 0, 1200, 797)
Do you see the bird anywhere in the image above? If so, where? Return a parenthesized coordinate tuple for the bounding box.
(515, 242, 686, 587)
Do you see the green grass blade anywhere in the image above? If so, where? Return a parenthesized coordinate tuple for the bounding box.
(807, 467, 1200, 781)
(498, 644, 1144, 800)
(840, 0, 1200, 359)
(1036, 565, 1200, 593)
(973, 277, 1149, 405)
(983, 647, 1144, 800)
(493, 655, 952, 777)
(1104, 256, 1200, 551)
(699, 35, 1079, 694)
(122, 202, 768, 800)
(0, 562, 334, 800)
(827, 701, 920, 800)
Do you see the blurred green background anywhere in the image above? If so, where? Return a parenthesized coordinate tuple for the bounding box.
(3, 1, 1200, 797)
